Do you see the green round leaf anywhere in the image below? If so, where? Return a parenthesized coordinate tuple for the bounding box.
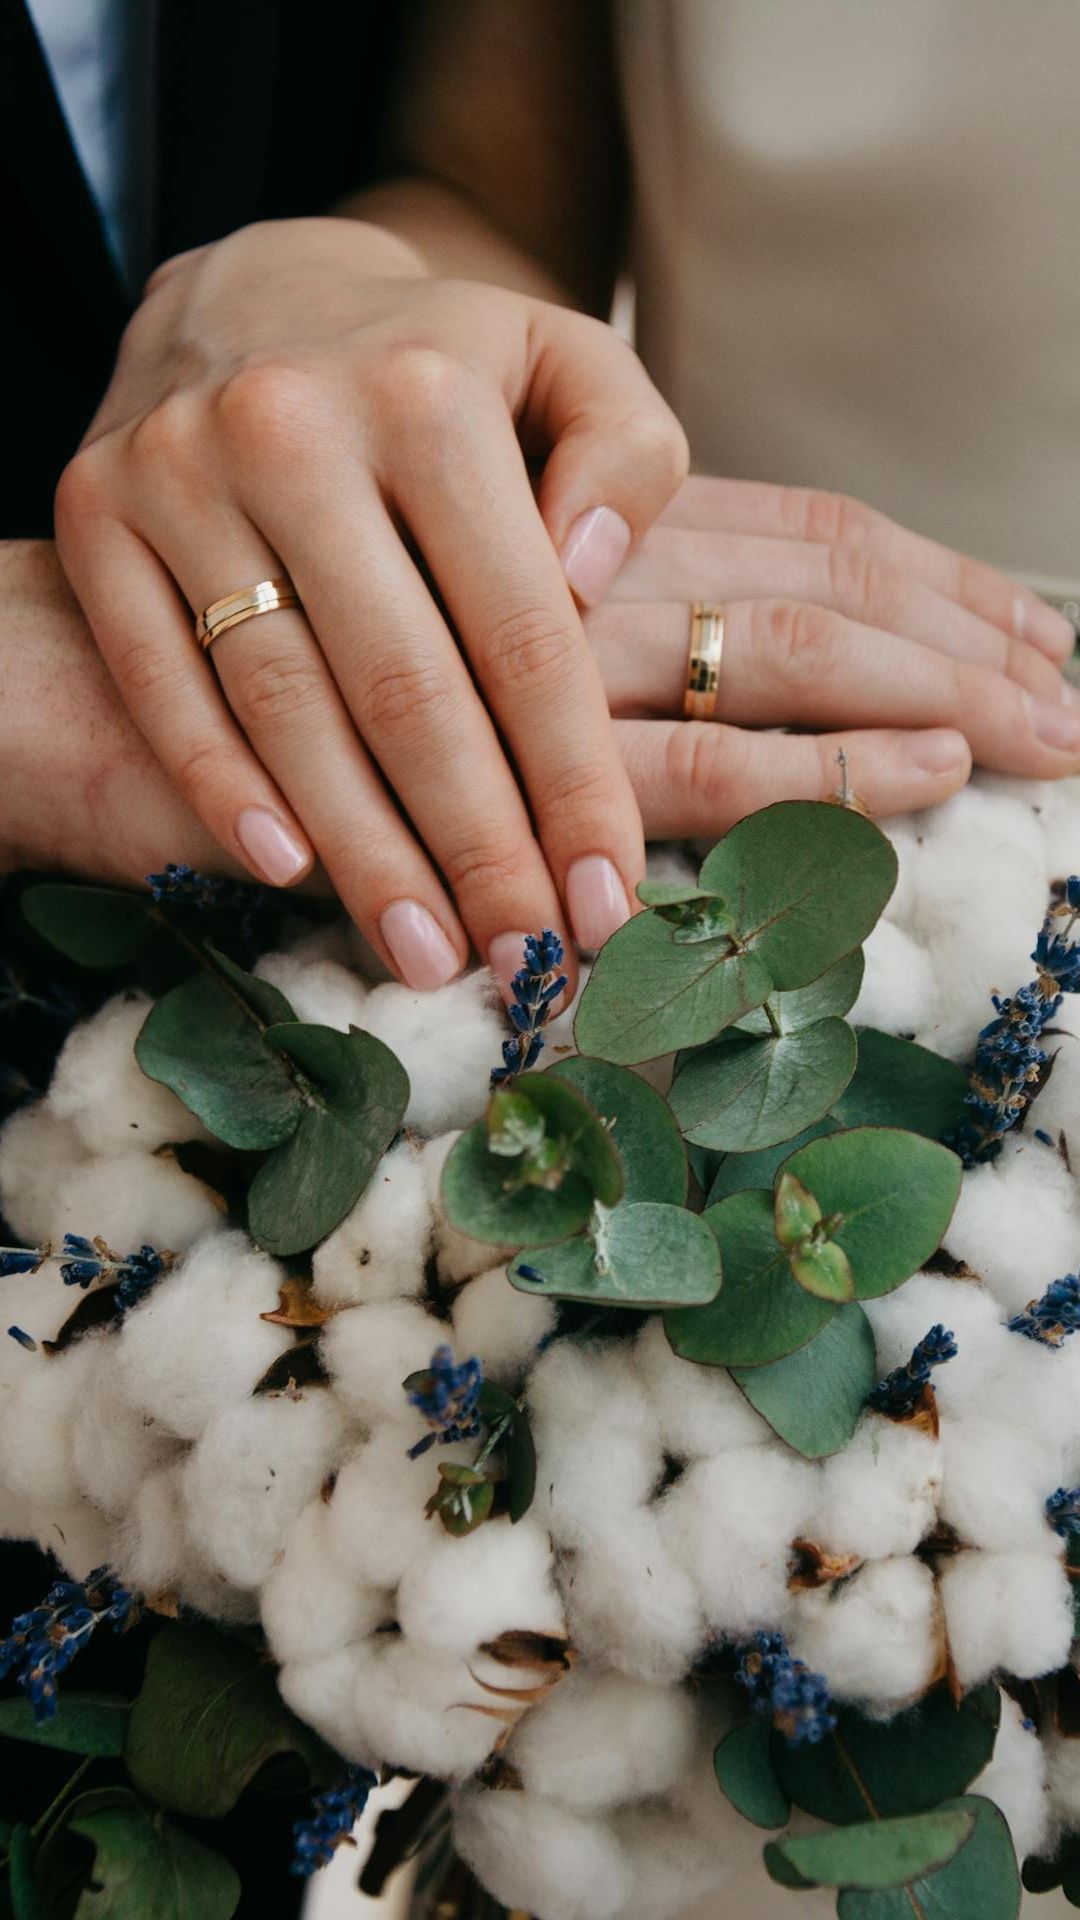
(789, 1237, 855, 1303)
(837, 1029, 969, 1139)
(510, 1201, 721, 1309)
(836, 1796, 1019, 1920)
(513, 1072, 624, 1208)
(38, 1788, 240, 1920)
(732, 1302, 876, 1457)
(0, 1691, 129, 1756)
(779, 1126, 963, 1299)
(705, 1118, 838, 1206)
(670, 1017, 857, 1151)
(135, 949, 300, 1150)
(124, 1623, 338, 1820)
(20, 882, 152, 969)
(440, 1073, 624, 1249)
(773, 1684, 1001, 1825)
(664, 1189, 834, 1367)
(477, 1380, 536, 1524)
(764, 1806, 974, 1892)
(549, 1056, 688, 1204)
(247, 1021, 410, 1256)
(574, 908, 773, 1064)
(736, 950, 866, 1036)
(699, 802, 897, 991)
(774, 1171, 822, 1247)
(7, 1824, 40, 1920)
(714, 1719, 790, 1829)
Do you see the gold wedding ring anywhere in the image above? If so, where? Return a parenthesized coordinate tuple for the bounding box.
(195, 577, 300, 651)
(684, 601, 725, 719)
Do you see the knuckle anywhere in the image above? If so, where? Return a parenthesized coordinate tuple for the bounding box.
(54, 446, 110, 530)
(483, 602, 578, 691)
(107, 632, 174, 704)
(173, 736, 228, 808)
(440, 831, 537, 903)
(617, 402, 691, 494)
(238, 650, 327, 728)
(792, 487, 874, 547)
(539, 759, 622, 831)
(379, 346, 469, 422)
(664, 721, 729, 813)
(129, 392, 202, 477)
(828, 545, 909, 631)
(759, 599, 840, 675)
(215, 360, 319, 458)
(361, 662, 453, 741)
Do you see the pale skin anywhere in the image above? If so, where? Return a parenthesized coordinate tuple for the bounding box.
(9, 0, 1076, 993)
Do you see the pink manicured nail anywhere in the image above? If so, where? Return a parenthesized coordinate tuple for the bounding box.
(1028, 694, 1080, 754)
(235, 807, 310, 885)
(560, 507, 631, 607)
(380, 900, 460, 990)
(565, 856, 630, 951)
(905, 731, 969, 775)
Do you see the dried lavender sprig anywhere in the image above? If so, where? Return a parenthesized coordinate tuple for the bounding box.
(867, 1324, 957, 1418)
(406, 1345, 484, 1458)
(1008, 1273, 1080, 1345)
(1046, 1486, 1080, 1536)
(490, 931, 567, 1085)
(0, 1567, 139, 1721)
(735, 1630, 836, 1748)
(291, 1765, 378, 1876)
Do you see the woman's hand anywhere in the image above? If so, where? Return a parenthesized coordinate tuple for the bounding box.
(53, 218, 688, 994)
(588, 476, 1079, 829)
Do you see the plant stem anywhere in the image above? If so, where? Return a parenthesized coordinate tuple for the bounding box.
(763, 1000, 782, 1038)
(29, 1754, 93, 1843)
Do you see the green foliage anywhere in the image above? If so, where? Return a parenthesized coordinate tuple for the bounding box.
(665, 1190, 833, 1368)
(7, 1825, 40, 1920)
(20, 884, 153, 971)
(40, 1788, 240, 1920)
(780, 1127, 962, 1299)
(713, 1720, 790, 1829)
(548, 1058, 688, 1205)
(477, 1381, 536, 1524)
(836, 1796, 1020, 1919)
(669, 1017, 857, 1152)
(731, 1303, 876, 1457)
(0, 1694, 129, 1757)
(772, 1684, 1001, 1824)
(834, 1028, 968, 1136)
(509, 1201, 721, 1308)
(124, 1623, 338, 1820)
(135, 950, 301, 1149)
(441, 1072, 624, 1248)
(763, 1806, 974, 1891)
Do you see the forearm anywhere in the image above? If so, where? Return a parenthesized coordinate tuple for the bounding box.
(337, 176, 571, 304)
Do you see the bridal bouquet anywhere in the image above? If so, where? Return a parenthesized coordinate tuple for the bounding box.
(3, 772, 1080, 1920)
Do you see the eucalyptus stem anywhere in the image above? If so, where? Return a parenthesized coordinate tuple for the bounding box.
(763, 1000, 783, 1039)
(29, 1753, 93, 1843)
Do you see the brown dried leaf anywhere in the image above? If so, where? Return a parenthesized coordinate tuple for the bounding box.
(42, 1283, 122, 1353)
(788, 1539, 863, 1590)
(479, 1630, 574, 1673)
(260, 1277, 339, 1328)
(254, 1339, 330, 1396)
(921, 1246, 980, 1282)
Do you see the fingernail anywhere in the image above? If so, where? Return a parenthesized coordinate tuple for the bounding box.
(906, 731, 969, 775)
(380, 900, 460, 990)
(1021, 594, 1076, 659)
(235, 807, 310, 885)
(1027, 693, 1080, 753)
(488, 931, 530, 998)
(565, 855, 630, 951)
(560, 507, 631, 607)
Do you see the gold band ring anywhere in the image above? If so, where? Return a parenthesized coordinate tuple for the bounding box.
(684, 602, 725, 720)
(195, 577, 300, 651)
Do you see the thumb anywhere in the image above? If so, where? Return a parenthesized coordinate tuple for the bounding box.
(522, 304, 690, 607)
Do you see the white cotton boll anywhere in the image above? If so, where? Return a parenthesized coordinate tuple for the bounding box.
(260, 1498, 392, 1665)
(631, 1317, 772, 1458)
(909, 831, 1050, 1061)
(789, 1557, 939, 1708)
(39, 1150, 224, 1257)
(358, 972, 504, 1137)
(970, 1691, 1049, 1862)
(657, 1447, 817, 1638)
(939, 1417, 1060, 1555)
(939, 1551, 1073, 1690)
(114, 1231, 291, 1438)
(507, 1665, 695, 1814)
(71, 1337, 182, 1515)
(253, 953, 370, 1031)
(421, 1133, 512, 1287)
(347, 1635, 509, 1778)
(325, 1434, 442, 1587)
(278, 1646, 375, 1765)
(450, 1267, 555, 1386)
(931, 777, 1049, 873)
(0, 1338, 97, 1507)
(452, 1785, 634, 1920)
(312, 1139, 433, 1308)
(47, 992, 211, 1156)
(562, 1510, 706, 1684)
(1044, 1728, 1080, 1838)
(1039, 774, 1080, 881)
(397, 1517, 563, 1657)
(0, 1105, 88, 1245)
(320, 1299, 441, 1427)
(809, 1418, 942, 1562)
(0, 1484, 34, 1544)
(182, 1390, 351, 1589)
(528, 1341, 663, 1546)
(862, 1275, 1005, 1426)
(850, 920, 938, 1037)
(0, 1265, 89, 1391)
(36, 1498, 114, 1581)
(945, 1143, 1080, 1318)
(111, 1460, 256, 1621)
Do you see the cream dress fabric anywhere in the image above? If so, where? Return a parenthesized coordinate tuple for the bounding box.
(615, 0, 1080, 602)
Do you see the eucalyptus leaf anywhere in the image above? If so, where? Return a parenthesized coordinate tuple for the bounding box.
(58, 1790, 240, 1920)
(774, 1171, 822, 1247)
(7, 1824, 40, 1920)
(836, 1796, 1019, 1920)
(0, 1691, 129, 1756)
(789, 1237, 855, 1303)
(124, 1622, 338, 1819)
(247, 1022, 409, 1255)
(440, 1073, 624, 1248)
(837, 1028, 969, 1139)
(698, 801, 897, 991)
(574, 909, 773, 1064)
(20, 883, 152, 970)
(135, 950, 300, 1149)
(731, 1302, 876, 1457)
(736, 949, 865, 1036)
(763, 1806, 974, 1891)
(705, 1119, 838, 1206)
(670, 1017, 856, 1151)
(779, 1127, 962, 1299)
(772, 1684, 1000, 1825)
(713, 1719, 790, 1829)
(664, 1189, 834, 1367)
(635, 881, 719, 909)
(510, 1202, 721, 1308)
(549, 1057, 687, 1204)
(477, 1380, 536, 1524)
